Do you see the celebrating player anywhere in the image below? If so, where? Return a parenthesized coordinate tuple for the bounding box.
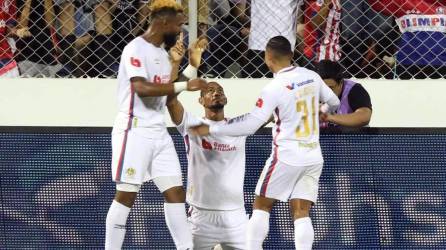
(190, 36, 340, 250)
(167, 80, 248, 250)
(105, 0, 206, 249)
(166, 38, 248, 249)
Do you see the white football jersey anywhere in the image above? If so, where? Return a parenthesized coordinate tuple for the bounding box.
(113, 37, 172, 138)
(177, 112, 246, 210)
(251, 66, 336, 166)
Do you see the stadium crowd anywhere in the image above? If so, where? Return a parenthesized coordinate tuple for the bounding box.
(0, 0, 445, 79)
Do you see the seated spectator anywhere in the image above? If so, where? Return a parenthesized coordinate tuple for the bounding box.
(369, 0, 446, 79)
(317, 60, 372, 127)
(16, 0, 62, 77)
(300, 0, 342, 70)
(243, 0, 301, 78)
(0, 0, 21, 77)
(341, 0, 397, 79)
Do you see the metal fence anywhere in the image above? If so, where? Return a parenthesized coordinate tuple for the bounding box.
(4, 0, 446, 79)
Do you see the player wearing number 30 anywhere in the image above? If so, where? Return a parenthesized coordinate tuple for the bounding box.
(190, 36, 340, 250)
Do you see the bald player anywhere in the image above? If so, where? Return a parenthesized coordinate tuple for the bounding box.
(167, 80, 248, 249)
(190, 36, 340, 250)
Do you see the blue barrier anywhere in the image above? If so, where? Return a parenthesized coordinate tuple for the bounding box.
(0, 127, 445, 249)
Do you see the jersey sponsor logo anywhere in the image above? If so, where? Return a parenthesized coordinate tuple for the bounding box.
(201, 138, 236, 151)
(213, 141, 236, 152)
(228, 114, 248, 124)
(256, 98, 263, 108)
(286, 79, 314, 90)
(153, 74, 170, 84)
(202, 139, 213, 150)
(153, 75, 161, 84)
(130, 57, 141, 67)
(397, 14, 446, 33)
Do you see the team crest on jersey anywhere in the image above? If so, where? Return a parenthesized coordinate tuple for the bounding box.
(126, 167, 136, 178)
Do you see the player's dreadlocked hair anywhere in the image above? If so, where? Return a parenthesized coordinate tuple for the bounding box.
(149, 0, 184, 20)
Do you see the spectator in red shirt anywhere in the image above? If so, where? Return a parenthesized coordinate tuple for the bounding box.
(369, 0, 446, 79)
(0, 0, 21, 77)
(304, 0, 342, 63)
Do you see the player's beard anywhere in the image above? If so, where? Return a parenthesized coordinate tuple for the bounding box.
(208, 103, 224, 110)
(163, 32, 178, 48)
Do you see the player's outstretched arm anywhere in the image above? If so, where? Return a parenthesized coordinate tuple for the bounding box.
(166, 94, 185, 126)
(190, 113, 265, 137)
(131, 77, 207, 97)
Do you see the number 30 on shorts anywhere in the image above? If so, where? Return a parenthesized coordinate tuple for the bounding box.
(295, 97, 318, 138)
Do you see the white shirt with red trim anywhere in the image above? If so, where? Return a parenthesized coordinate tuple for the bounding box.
(178, 112, 246, 210)
(211, 66, 339, 167)
(317, 0, 341, 62)
(113, 37, 172, 137)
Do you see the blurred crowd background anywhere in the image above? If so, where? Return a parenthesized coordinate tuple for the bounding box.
(0, 0, 445, 79)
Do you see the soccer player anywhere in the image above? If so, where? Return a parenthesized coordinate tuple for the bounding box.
(166, 80, 248, 250)
(190, 36, 340, 250)
(105, 1, 206, 249)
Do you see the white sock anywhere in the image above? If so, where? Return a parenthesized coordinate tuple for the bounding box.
(105, 200, 131, 250)
(294, 217, 314, 250)
(164, 203, 193, 250)
(247, 209, 270, 250)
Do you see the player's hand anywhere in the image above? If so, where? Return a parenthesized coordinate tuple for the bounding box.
(189, 36, 208, 68)
(187, 78, 207, 91)
(240, 27, 250, 37)
(169, 32, 185, 64)
(189, 124, 210, 136)
(296, 23, 305, 38)
(16, 27, 32, 38)
(320, 112, 332, 123)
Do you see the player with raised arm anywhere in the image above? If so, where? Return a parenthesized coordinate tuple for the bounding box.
(190, 36, 340, 250)
(105, 1, 206, 249)
(166, 40, 249, 249)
